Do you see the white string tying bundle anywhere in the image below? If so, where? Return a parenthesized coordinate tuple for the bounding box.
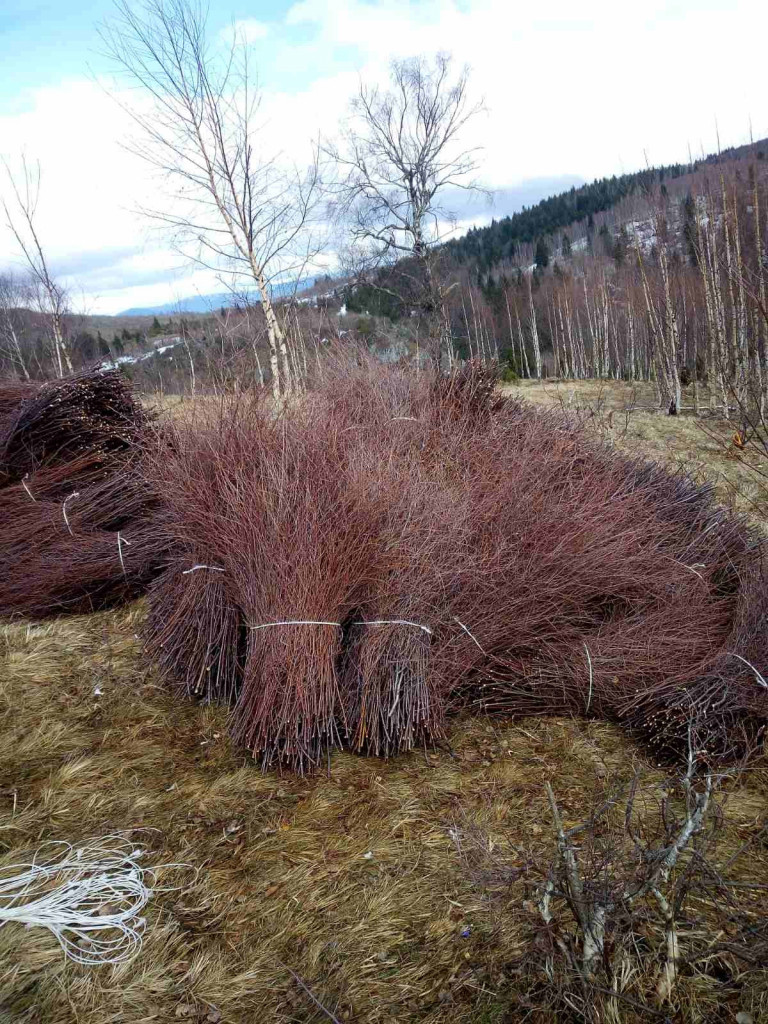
(729, 652, 768, 690)
(0, 833, 190, 966)
(248, 619, 433, 635)
(453, 616, 486, 652)
(21, 473, 36, 502)
(182, 565, 225, 575)
(117, 531, 130, 576)
(62, 492, 79, 536)
(250, 620, 343, 631)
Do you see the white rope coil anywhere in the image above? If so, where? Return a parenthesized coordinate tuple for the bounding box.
(0, 833, 191, 966)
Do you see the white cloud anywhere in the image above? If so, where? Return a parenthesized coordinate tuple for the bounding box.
(221, 18, 270, 43)
(275, 0, 768, 194)
(2, 0, 768, 314)
(0, 80, 162, 309)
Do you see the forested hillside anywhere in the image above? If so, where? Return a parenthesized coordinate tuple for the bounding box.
(447, 164, 688, 272)
(411, 138, 768, 422)
(445, 139, 768, 275)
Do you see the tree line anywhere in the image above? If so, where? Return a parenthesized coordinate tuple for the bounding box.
(435, 164, 768, 423)
(3, 0, 767, 431)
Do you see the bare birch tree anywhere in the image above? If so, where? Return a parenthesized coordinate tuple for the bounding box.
(326, 54, 485, 367)
(0, 273, 32, 379)
(101, 0, 323, 397)
(527, 274, 542, 378)
(2, 158, 73, 377)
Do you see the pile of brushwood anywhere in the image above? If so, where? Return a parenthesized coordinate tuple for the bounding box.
(137, 355, 768, 773)
(1, 360, 766, 772)
(0, 368, 164, 617)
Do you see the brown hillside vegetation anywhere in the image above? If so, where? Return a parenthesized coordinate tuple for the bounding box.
(1, 368, 767, 1023)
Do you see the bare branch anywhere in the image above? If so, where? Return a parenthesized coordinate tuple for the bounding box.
(1, 158, 72, 376)
(101, 0, 326, 396)
(325, 54, 487, 366)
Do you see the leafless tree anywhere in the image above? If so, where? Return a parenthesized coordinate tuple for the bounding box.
(449, 723, 767, 1021)
(101, 0, 324, 397)
(2, 158, 73, 377)
(0, 272, 32, 379)
(326, 54, 485, 366)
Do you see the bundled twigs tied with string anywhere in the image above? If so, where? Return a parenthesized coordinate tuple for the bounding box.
(0, 368, 165, 618)
(2, 358, 766, 770)
(140, 353, 768, 773)
(0, 366, 151, 487)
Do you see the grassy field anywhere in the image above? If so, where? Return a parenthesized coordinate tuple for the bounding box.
(504, 378, 768, 522)
(1, 380, 767, 1024)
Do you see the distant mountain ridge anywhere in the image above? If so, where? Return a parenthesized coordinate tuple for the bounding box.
(117, 278, 315, 317)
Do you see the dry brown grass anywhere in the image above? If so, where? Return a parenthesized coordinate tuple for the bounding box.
(504, 379, 768, 526)
(2, 381, 768, 1023)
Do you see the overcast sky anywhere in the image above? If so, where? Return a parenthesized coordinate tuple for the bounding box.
(1, 0, 765, 315)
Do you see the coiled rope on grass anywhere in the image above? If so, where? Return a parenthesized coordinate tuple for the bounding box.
(0, 833, 191, 966)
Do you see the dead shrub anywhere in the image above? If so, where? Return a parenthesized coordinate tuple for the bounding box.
(449, 733, 768, 1023)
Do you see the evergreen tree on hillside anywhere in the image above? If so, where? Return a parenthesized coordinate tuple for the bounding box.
(681, 191, 698, 264)
(561, 233, 571, 258)
(74, 331, 96, 362)
(534, 238, 550, 269)
(613, 225, 630, 266)
(585, 214, 595, 253)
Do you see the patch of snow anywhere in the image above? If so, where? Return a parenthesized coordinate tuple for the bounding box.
(99, 341, 183, 371)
